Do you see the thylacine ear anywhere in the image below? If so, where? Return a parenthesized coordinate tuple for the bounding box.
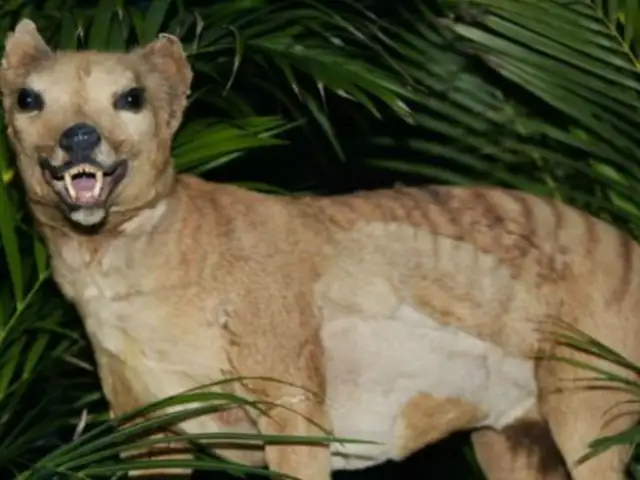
(0, 19, 52, 92)
(135, 33, 193, 135)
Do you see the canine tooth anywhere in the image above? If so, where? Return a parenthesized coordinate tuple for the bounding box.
(63, 172, 76, 200)
(68, 165, 82, 176)
(92, 170, 104, 197)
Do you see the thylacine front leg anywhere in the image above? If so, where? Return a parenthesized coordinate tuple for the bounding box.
(99, 351, 193, 478)
(227, 296, 333, 480)
(259, 394, 332, 480)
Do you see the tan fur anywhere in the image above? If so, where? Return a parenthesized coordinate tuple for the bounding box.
(471, 405, 569, 480)
(395, 393, 486, 458)
(4, 19, 640, 479)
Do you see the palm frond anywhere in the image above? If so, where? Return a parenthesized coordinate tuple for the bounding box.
(364, 1, 640, 238)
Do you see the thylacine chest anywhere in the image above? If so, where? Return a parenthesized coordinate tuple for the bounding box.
(49, 235, 244, 410)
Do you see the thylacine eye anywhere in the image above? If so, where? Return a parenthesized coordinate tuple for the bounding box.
(16, 88, 44, 112)
(114, 87, 145, 112)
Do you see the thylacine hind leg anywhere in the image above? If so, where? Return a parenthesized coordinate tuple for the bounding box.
(472, 405, 568, 480)
(537, 349, 638, 480)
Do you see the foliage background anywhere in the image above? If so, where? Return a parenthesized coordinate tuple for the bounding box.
(1, 0, 640, 478)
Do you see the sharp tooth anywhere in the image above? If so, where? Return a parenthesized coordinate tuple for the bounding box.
(63, 172, 76, 200)
(93, 170, 104, 198)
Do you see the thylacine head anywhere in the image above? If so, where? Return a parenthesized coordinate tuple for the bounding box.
(0, 19, 192, 232)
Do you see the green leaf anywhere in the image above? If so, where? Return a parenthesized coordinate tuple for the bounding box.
(87, 0, 116, 50)
(0, 130, 23, 306)
(32, 236, 48, 281)
(142, 0, 173, 43)
(0, 337, 25, 400)
(22, 333, 50, 380)
(58, 12, 79, 50)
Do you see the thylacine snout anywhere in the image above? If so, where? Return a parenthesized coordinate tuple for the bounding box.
(39, 121, 129, 227)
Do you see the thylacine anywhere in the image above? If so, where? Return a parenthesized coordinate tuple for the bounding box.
(2, 19, 639, 480)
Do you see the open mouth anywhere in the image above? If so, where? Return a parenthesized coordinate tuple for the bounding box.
(63, 164, 105, 204)
(40, 158, 128, 209)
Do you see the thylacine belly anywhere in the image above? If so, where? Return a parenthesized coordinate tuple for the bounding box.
(321, 304, 536, 470)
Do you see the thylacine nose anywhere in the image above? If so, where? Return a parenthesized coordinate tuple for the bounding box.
(58, 123, 101, 153)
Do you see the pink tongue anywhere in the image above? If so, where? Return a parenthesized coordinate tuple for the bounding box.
(72, 177, 96, 192)
(72, 177, 97, 202)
